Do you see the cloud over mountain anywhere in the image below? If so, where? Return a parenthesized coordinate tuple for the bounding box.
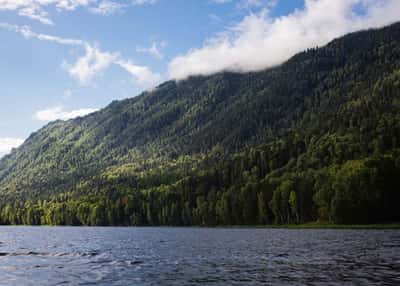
(35, 106, 99, 121)
(0, 137, 24, 157)
(168, 0, 400, 80)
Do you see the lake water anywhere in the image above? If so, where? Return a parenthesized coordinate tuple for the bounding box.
(0, 227, 398, 285)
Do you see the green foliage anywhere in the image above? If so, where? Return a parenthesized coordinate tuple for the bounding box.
(1, 23, 400, 226)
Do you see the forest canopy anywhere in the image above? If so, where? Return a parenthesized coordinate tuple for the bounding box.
(1, 23, 400, 226)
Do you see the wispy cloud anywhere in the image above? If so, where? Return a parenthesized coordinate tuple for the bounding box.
(237, 0, 276, 10)
(0, 137, 24, 157)
(0, 23, 84, 45)
(116, 59, 162, 85)
(66, 45, 118, 84)
(211, 0, 232, 4)
(168, 0, 400, 80)
(211, 0, 276, 9)
(0, 0, 93, 25)
(131, 0, 157, 4)
(0, 23, 162, 87)
(136, 40, 166, 59)
(67, 45, 162, 86)
(209, 13, 223, 24)
(0, 0, 158, 25)
(35, 106, 98, 121)
(89, 0, 125, 15)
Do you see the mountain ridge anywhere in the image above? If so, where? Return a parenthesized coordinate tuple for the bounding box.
(0, 22, 400, 226)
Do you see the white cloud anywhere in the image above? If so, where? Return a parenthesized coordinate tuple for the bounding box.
(212, 0, 231, 4)
(116, 59, 162, 86)
(66, 44, 118, 84)
(89, 0, 125, 15)
(66, 47, 162, 86)
(54, 0, 93, 10)
(0, 0, 94, 25)
(0, 0, 157, 24)
(168, 0, 400, 80)
(136, 40, 166, 59)
(238, 0, 264, 9)
(90, 0, 157, 14)
(131, 0, 157, 5)
(0, 137, 24, 157)
(65, 44, 162, 86)
(212, 0, 276, 9)
(0, 23, 84, 46)
(18, 5, 54, 25)
(0, 23, 161, 87)
(35, 106, 98, 121)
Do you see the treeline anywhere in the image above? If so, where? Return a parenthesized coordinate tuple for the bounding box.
(1, 146, 399, 226)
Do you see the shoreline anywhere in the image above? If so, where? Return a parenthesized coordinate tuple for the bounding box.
(0, 223, 399, 229)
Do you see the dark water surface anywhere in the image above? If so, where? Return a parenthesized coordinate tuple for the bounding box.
(0, 227, 399, 285)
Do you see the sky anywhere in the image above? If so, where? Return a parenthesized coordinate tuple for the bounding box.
(1, 0, 400, 157)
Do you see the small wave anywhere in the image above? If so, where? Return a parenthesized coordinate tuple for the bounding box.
(127, 260, 144, 265)
(0, 251, 48, 257)
(0, 251, 100, 258)
(80, 251, 99, 257)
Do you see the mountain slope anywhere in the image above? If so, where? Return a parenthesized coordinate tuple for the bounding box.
(1, 22, 400, 225)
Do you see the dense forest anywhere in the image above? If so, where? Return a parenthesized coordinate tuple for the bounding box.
(0, 23, 400, 226)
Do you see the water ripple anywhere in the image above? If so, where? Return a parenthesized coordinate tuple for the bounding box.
(0, 227, 398, 285)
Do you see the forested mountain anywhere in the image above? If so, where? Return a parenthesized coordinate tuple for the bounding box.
(1, 22, 400, 226)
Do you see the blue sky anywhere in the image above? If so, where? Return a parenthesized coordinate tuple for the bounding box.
(1, 0, 400, 156)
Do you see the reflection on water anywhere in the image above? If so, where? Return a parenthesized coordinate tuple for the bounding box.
(0, 227, 399, 285)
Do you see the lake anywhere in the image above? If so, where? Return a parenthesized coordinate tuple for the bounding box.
(0, 227, 398, 285)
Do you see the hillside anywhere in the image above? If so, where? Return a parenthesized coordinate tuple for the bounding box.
(0, 23, 400, 226)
